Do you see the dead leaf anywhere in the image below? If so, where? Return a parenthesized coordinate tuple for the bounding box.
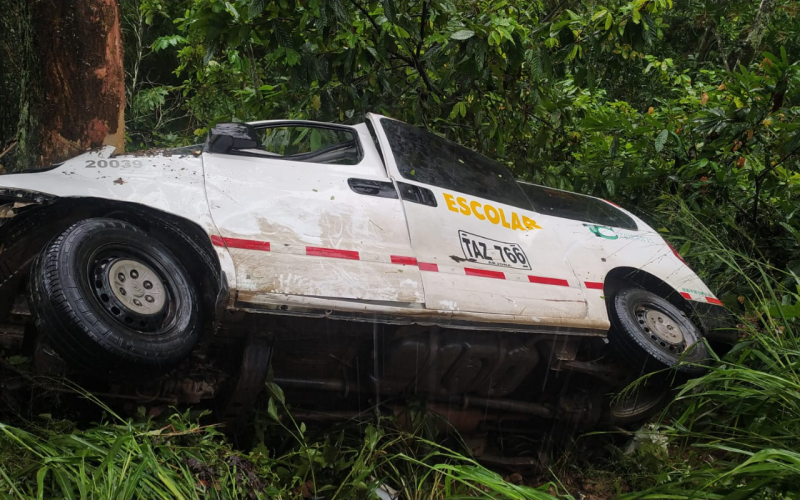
(701, 92, 709, 105)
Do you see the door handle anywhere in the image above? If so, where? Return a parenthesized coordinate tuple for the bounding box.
(347, 178, 398, 199)
(397, 182, 438, 207)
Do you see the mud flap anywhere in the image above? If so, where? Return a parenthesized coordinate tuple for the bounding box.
(216, 332, 272, 438)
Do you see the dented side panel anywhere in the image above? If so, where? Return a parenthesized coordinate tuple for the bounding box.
(204, 123, 426, 305)
(0, 147, 215, 232)
(0, 146, 234, 289)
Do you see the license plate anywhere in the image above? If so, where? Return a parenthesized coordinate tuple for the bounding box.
(458, 230, 531, 270)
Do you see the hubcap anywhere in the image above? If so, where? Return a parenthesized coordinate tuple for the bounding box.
(635, 305, 686, 353)
(91, 254, 171, 332)
(108, 259, 166, 315)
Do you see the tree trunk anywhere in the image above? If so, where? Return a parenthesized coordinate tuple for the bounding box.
(732, 0, 776, 69)
(0, 0, 125, 173)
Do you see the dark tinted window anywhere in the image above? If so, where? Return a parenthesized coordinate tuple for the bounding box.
(381, 119, 531, 209)
(518, 182, 637, 230)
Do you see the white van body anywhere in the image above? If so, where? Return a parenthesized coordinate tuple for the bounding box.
(0, 114, 720, 338)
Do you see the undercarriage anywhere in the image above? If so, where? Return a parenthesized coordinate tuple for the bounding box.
(1, 293, 660, 444)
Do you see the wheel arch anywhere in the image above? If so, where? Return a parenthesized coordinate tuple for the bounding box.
(603, 267, 688, 311)
(0, 195, 227, 326)
(603, 266, 737, 350)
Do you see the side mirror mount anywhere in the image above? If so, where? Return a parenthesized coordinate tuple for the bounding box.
(206, 123, 259, 154)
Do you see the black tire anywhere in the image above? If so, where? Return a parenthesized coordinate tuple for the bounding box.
(609, 287, 708, 377)
(601, 387, 668, 426)
(29, 218, 201, 373)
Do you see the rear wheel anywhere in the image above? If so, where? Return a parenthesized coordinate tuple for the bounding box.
(602, 387, 668, 426)
(609, 287, 708, 377)
(29, 218, 201, 373)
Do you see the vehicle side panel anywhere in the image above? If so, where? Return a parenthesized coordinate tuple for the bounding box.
(0, 147, 216, 233)
(565, 213, 720, 328)
(204, 123, 425, 305)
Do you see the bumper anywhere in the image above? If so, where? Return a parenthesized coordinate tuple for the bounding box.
(689, 301, 738, 345)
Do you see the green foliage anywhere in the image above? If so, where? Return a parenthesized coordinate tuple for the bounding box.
(0, 385, 567, 499)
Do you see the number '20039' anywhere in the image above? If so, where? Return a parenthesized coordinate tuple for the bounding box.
(85, 160, 143, 168)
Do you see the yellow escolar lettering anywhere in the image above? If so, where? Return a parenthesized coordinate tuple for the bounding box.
(440, 192, 542, 231)
(470, 201, 485, 220)
(443, 193, 458, 212)
(522, 215, 542, 230)
(456, 196, 470, 215)
(498, 208, 511, 228)
(484, 204, 500, 224)
(511, 212, 523, 230)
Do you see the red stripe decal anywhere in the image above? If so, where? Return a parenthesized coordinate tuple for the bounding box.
(584, 281, 604, 290)
(604, 199, 622, 208)
(223, 237, 271, 252)
(306, 246, 360, 260)
(465, 268, 506, 280)
(528, 275, 569, 287)
(210, 235, 225, 247)
(680, 292, 692, 300)
(418, 262, 439, 272)
(706, 297, 723, 306)
(391, 255, 418, 266)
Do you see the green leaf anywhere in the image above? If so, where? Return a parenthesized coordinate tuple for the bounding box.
(7, 355, 29, 365)
(450, 29, 475, 40)
(224, 1, 239, 21)
(265, 381, 286, 404)
(267, 398, 279, 421)
(284, 48, 301, 66)
(249, 0, 266, 18)
(655, 129, 669, 152)
(605, 13, 613, 30)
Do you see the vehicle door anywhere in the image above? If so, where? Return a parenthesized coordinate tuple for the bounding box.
(203, 120, 424, 308)
(367, 115, 589, 327)
(517, 183, 643, 329)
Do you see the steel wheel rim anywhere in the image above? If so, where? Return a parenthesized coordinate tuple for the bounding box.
(634, 303, 692, 355)
(89, 250, 174, 333)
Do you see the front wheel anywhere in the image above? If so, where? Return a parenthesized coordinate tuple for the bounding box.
(29, 218, 201, 373)
(609, 287, 708, 377)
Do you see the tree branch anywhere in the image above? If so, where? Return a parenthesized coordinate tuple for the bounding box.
(416, 0, 428, 59)
(715, 28, 731, 72)
(347, 0, 380, 33)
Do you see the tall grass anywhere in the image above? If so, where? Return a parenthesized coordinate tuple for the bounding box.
(0, 383, 567, 499)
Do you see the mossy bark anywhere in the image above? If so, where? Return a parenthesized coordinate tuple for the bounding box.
(0, 0, 125, 173)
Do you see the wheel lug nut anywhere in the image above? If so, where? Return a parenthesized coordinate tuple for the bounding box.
(130, 270, 139, 279)
(133, 299, 142, 306)
(118, 273, 125, 282)
(145, 295, 154, 303)
(143, 281, 152, 289)
(119, 288, 126, 296)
